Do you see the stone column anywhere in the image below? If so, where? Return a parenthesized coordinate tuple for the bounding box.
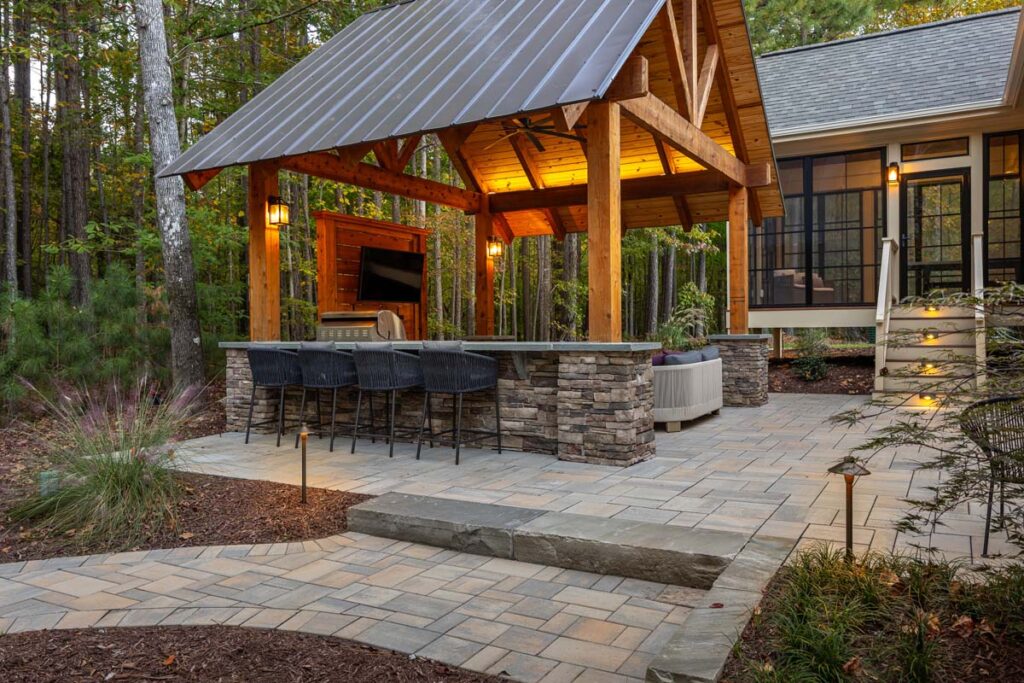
(557, 351, 655, 466)
(709, 334, 770, 407)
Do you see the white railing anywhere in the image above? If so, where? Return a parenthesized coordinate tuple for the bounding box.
(973, 233, 987, 388)
(874, 237, 899, 392)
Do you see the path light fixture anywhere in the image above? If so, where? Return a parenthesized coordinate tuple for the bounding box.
(486, 236, 504, 258)
(267, 195, 290, 228)
(925, 304, 940, 313)
(887, 162, 901, 186)
(299, 424, 309, 504)
(828, 456, 871, 562)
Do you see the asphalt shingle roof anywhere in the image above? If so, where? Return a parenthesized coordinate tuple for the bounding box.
(757, 8, 1021, 136)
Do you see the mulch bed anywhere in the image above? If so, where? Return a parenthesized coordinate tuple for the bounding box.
(0, 473, 372, 564)
(769, 356, 874, 395)
(0, 626, 502, 682)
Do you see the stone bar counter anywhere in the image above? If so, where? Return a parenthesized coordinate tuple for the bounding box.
(220, 341, 660, 466)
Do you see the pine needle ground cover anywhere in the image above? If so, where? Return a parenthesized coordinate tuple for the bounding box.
(722, 546, 1024, 682)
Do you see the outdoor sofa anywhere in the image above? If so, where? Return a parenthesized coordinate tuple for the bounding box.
(652, 347, 723, 431)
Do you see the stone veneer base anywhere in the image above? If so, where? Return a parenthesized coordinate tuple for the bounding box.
(223, 345, 656, 466)
(708, 334, 770, 407)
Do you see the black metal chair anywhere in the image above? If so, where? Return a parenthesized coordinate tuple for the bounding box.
(416, 340, 501, 465)
(960, 395, 1024, 556)
(245, 347, 303, 447)
(351, 342, 424, 458)
(295, 342, 358, 452)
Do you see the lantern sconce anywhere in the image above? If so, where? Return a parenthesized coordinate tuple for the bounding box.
(486, 236, 504, 258)
(887, 162, 901, 186)
(267, 195, 290, 228)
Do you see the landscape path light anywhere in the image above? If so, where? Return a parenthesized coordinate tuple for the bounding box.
(828, 456, 871, 562)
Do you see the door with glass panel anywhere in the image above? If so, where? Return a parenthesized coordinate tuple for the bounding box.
(900, 170, 970, 298)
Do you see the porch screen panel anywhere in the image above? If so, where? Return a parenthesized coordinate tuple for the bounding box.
(987, 134, 1022, 284)
(810, 151, 883, 306)
(750, 160, 805, 306)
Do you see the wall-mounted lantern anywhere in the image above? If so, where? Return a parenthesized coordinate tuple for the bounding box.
(828, 456, 871, 562)
(267, 195, 290, 228)
(486, 236, 504, 258)
(887, 162, 901, 186)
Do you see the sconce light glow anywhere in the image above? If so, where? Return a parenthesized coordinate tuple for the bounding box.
(267, 196, 290, 227)
(887, 162, 900, 186)
(922, 331, 938, 342)
(486, 236, 504, 258)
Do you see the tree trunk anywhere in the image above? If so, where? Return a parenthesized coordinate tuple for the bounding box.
(135, 0, 205, 388)
(696, 236, 707, 337)
(661, 236, 676, 321)
(39, 53, 52, 282)
(133, 72, 147, 325)
(431, 141, 443, 338)
(14, 3, 29, 295)
(646, 231, 659, 337)
(521, 238, 533, 339)
(1, 0, 17, 295)
(537, 235, 550, 341)
(559, 233, 579, 340)
(59, 0, 90, 305)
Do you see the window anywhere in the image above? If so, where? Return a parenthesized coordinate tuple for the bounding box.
(986, 134, 1022, 284)
(902, 137, 970, 162)
(750, 150, 884, 307)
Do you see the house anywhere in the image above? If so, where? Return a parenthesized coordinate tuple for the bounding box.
(750, 7, 1024, 398)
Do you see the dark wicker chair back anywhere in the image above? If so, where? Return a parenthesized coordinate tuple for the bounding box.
(352, 342, 423, 391)
(962, 396, 1024, 482)
(420, 342, 498, 394)
(298, 343, 357, 389)
(247, 348, 302, 387)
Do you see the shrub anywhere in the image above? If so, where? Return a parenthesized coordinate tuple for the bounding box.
(792, 328, 829, 381)
(10, 379, 201, 546)
(657, 298, 708, 351)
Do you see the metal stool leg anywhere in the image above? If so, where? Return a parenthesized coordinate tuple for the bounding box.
(276, 386, 287, 448)
(351, 390, 363, 454)
(369, 392, 376, 444)
(454, 393, 463, 466)
(983, 468, 996, 557)
(416, 391, 430, 460)
(329, 387, 339, 453)
(295, 387, 308, 448)
(427, 394, 434, 448)
(245, 384, 257, 444)
(316, 390, 324, 439)
(388, 389, 397, 458)
(495, 385, 502, 454)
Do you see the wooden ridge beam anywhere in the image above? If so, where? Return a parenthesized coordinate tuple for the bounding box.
(619, 93, 771, 189)
(281, 151, 482, 213)
(487, 169, 728, 214)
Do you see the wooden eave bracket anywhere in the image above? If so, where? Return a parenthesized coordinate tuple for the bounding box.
(183, 167, 222, 192)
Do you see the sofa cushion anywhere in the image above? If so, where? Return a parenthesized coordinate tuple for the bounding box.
(663, 351, 702, 365)
(652, 351, 667, 366)
(700, 345, 720, 361)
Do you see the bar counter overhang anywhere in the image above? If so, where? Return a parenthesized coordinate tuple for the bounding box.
(221, 341, 660, 466)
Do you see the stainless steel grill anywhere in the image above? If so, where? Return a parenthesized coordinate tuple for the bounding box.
(317, 310, 406, 342)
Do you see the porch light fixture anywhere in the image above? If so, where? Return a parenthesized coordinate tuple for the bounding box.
(922, 331, 939, 342)
(486, 236, 504, 258)
(919, 392, 936, 403)
(267, 195, 290, 227)
(920, 359, 936, 372)
(887, 162, 900, 186)
(828, 456, 871, 562)
(925, 304, 940, 313)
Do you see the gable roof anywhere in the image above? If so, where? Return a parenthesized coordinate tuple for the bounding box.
(162, 0, 664, 177)
(757, 7, 1022, 138)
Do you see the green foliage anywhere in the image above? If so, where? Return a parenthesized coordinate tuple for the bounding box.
(676, 281, 716, 336)
(729, 545, 1024, 681)
(744, 0, 874, 54)
(792, 328, 830, 382)
(0, 265, 169, 405)
(656, 299, 708, 351)
(10, 380, 199, 545)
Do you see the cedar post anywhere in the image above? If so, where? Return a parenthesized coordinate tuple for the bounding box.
(728, 185, 749, 334)
(587, 100, 622, 342)
(247, 162, 281, 341)
(474, 196, 495, 336)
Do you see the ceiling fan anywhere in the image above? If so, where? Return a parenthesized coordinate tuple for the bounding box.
(484, 116, 586, 152)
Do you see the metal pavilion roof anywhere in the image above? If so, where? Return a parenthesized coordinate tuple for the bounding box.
(162, 0, 666, 177)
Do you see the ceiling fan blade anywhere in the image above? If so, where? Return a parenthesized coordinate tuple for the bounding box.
(483, 128, 522, 150)
(525, 131, 546, 153)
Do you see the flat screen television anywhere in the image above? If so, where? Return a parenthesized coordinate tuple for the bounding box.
(357, 247, 425, 303)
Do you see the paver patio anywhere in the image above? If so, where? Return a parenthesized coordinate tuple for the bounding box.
(178, 393, 1007, 562)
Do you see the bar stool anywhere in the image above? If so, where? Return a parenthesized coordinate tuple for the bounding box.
(245, 347, 303, 447)
(416, 341, 501, 465)
(351, 342, 424, 458)
(295, 342, 358, 452)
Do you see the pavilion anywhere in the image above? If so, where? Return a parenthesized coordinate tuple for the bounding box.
(163, 0, 782, 342)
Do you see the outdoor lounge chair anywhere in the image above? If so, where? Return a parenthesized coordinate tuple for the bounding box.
(960, 395, 1024, 556)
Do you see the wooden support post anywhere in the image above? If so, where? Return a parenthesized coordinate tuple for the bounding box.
(772, 327, 784, 359)
(247, 162, 280, 341)
(475, 197, 495, 336)
(728, 185, 749, 335)
(587, 100, 621, 342)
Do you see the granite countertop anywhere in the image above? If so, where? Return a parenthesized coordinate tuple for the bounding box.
(219, 340, 663, 352)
